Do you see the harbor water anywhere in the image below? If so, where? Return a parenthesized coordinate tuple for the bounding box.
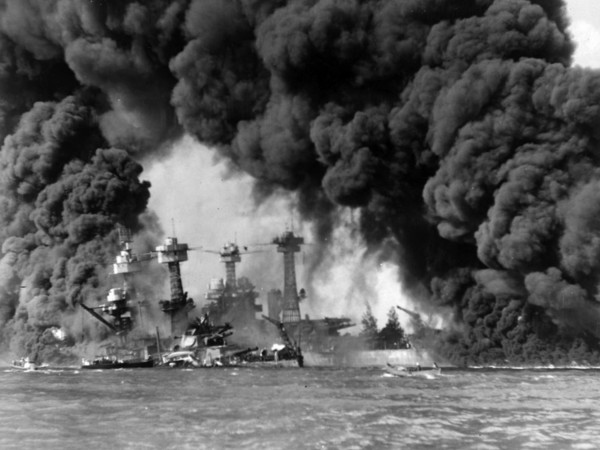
(1, 366, 599, 449)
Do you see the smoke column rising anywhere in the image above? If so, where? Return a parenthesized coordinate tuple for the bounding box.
(144, 134, 303, 305)
(2, 0, 600, 364)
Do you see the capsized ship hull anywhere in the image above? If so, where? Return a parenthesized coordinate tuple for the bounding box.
(303, 348, 435, 368)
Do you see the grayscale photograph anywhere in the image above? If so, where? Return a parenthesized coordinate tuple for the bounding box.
(0, 0, 599, 448)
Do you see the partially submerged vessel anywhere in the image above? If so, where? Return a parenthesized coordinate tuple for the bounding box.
(80, 228, 302, 369)
(79, 226, 434, 369)
(81, 344, 154, 369)
(161, 319, 238, 367)
(80, 229, 224, 368)
(81, 359, 154, 369)
(81, 358, 154, 369)
(263, 230, 436, 368)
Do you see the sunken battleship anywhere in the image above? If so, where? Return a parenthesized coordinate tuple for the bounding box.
(80, 226, 435, 368)
(80, 227, 302, 369)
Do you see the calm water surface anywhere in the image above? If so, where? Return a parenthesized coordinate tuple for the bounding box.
(1, 366, 599, 449)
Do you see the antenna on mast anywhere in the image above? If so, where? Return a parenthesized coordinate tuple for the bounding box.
(171, 218, 176, 237)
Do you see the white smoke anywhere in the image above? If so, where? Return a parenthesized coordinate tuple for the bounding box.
(143, 136, 444, 333)
(305, 209, 418, 333)
(142, 135, 301, 311)
(566, 0, 600, 68)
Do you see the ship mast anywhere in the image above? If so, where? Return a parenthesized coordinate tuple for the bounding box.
(156, 236, 195, 336)
(220, 243, 242, 290)
(81, 226, 153, 337)
(203, 242, 264, 324)
(105, 227, 137, 334)
(273, 231, 304, 323)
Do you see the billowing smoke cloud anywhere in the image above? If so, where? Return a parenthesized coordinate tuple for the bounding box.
(2, 0, 600, 365)
(0, 93, 151, 360)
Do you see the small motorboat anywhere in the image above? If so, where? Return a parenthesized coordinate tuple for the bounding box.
(385, 362, 441, 377)
(10, 357, 42, 371)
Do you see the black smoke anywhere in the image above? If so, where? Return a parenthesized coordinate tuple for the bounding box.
(2, 0, 600, 365)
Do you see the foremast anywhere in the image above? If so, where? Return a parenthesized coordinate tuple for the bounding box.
(156, 236, 195, 337)
(273, 231, 305, 324)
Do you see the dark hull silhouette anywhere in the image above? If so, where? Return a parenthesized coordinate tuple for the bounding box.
(81, 359, 154, 369)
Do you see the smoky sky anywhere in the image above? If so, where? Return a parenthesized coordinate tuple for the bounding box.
(2, 0, 600, 364)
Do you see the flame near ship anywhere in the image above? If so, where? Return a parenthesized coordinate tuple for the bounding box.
(2, 1, 600, 365)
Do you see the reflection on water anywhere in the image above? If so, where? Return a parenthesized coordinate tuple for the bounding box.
(1, 367, 599, 449)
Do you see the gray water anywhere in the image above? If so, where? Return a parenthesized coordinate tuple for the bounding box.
(1, 366, 599, 449)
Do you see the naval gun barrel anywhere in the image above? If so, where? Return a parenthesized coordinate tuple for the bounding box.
(231, 347, 259, 358)
(323, 317, 355, 332)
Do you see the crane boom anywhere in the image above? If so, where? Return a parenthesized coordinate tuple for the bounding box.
(262, 315, 296, 349)
(80, 302, 117, 332)
(396, 305, 421, 320)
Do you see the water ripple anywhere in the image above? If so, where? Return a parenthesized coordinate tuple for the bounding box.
(1, 367, 599, 449)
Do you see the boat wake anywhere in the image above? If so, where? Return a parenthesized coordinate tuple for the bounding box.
(384, 362, 442, 378)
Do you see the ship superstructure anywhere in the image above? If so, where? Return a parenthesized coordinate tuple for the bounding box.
(156, 236, 195, 337)
(273, 231, 305, 324)
(82, 231, 197, 339)
(263, 228, 440, 367)
(77, 223, 430, 369)
(81, 227, 153, 336)
(217, 242, 241, 290)
(80, 229, 250, 368)
(202, 242, 263, 331)
(267, 230, 354, 351)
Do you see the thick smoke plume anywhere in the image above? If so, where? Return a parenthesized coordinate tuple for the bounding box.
(2, 0, 600, 364)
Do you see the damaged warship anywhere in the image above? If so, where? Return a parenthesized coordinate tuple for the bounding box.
(260, 230, 438, 368)
(174, 227, 439, 368)
(80, 228, 302, 369)
(80, 224, 436, 369)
